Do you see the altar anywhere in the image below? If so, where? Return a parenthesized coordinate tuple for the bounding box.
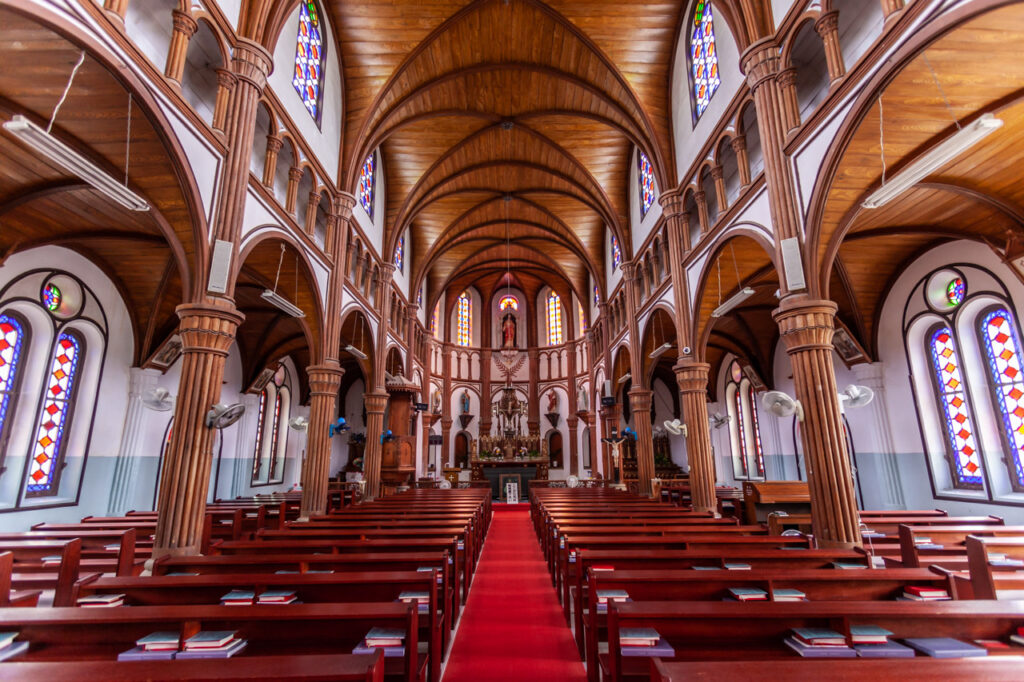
(471, 459, 549, 500)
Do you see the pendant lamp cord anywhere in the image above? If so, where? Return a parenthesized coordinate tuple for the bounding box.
(48, 51, 85, 134)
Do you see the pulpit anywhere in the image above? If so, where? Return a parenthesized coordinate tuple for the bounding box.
(380, 375, 419, 489)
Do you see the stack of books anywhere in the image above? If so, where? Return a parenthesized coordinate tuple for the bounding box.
(178, 631, 247, 659)
(257, 590, 298, 605)
(850, 626, 913, 658)
(1009, 626, 1024, 646)
(619, 627, 675, 658)
(220, 589, 256, 606)
(913, 536, 944, 550)
(988, 553, 1024, 568)
(832, 561, 868, 569)
(596, 589, 630, 612)
(0, 632, 28, 662)
(353, 627, 406, 658)
(417, 566, 444, 584)
(398, 591, 430, 612)
(785, 628, 856, 658)
(727, 587, 767, 602)
(771, 588, 807, 602)
(77, 593, 125, 608)
(903, 637, 987, 658)
(901, 585, 950, 601)
(117, 632, 180, 661)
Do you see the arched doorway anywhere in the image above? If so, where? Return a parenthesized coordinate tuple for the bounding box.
(547, 430, 563, 468)
(454, 431, 469, 468)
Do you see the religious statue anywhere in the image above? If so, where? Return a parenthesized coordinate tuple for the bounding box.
(431, 389, 441, 413)
(501, 312, 517, 349)
(547, 390, 559, 414)
(460, 390, 471, 414)
(577, 387, 589, 412)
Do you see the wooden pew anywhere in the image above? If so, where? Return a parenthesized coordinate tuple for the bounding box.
(1, 539, 82, 607)
(962, 535, 1024, 600)
(741, 481, 810, 525)
(0, 551, 40, 607)
(604, 599, 1024, 681)
(893, 524, 1024, 569)
(0, 529, 140, 577)
(0, 603, 423, 682)
(0, 653, 386, 681)
(651, 657, 1024, 682)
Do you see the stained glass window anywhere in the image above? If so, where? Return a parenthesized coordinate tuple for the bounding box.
(41, 284, 61, 312)
(732, 384, 749, 477)
(456, 292, 471, 347)
(748, 389, 766, 477)
(593, 285, 600, 306)
(638, 150, 656, 218)
(579, 303, 587, 335)
(611, 235, 622, 270)
(431, 303, 439, 340)
(394, 236, 404, 272)
(689, 1, 721, 120)
(547, 292, 563, 346)
(268, 392, 282, 479)
(291, 1, 325, 122)
(980, 308, 1024, 490)
(417, 288, 422, 307)
(0, 314, 26, 460)
(251, 389, 267, 479)
(357, 154, 375, 219)
(947, 277, 965, 307)
(499, 296, 518, 311)
(929, 327, 983, 489)
(25, 331, 82, 496)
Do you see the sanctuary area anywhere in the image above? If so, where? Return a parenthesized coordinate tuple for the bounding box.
(0, 0, 1023, 680)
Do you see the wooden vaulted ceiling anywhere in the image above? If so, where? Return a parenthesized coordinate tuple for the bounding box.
(324, 0, 685, 307)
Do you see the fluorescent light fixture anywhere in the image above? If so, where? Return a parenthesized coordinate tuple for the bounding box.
(648, 342, 674, 359)
(344, 344, 368, 360)
(260, 289, 305, 318)
(862, 113, 1003, 209)
(3, 114, 149, 212)
(712, 287, 755, 318)
(617, 372, 631, 384)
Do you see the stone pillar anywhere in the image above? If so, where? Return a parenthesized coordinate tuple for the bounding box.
(479, 349, 492, 437)
(675, 361, 717, 513)
(599, 404, 620, 481)
(164, 9, 197, 83)
(285, 167, 303, 215)
(774, 296, 861, 548)
(659, 191, 690, 353)
(629, 388, 655, 496)
(108, 367, 160, 514)
(851, 362, 906, 509)
(777, 67, 801, 133)
(694, 190, 710, 234)
(153, 302, 244, 557)
(815, 11, 846, 84)
(566, 341, 578, 475)
(262, 135, 282, 188)
(527, 348, 540, 435)
(732, 135, 751, 188)
(304, 190, 320, 236)
(567, 414, 579, 476)
(211, 68, 236, 132)
(711, 165, 728, 214)
(299, 365, 343, 518)
(362, 391, 389, 499)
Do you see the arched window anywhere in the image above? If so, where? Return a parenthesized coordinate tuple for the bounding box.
(416, 288, 422, 307)
(725, 360, 764, 480)
(456, 292, 471, 347)
(638, 150, 656, 218)
(431, 303, 439, 340)
(927, 325, 983, 489)
(25, 331, 83, 497)
(578, 304, 587, 335)
(357, 153, 375, 219)
(291, 0, 326, 123)
(0, 314, 27, 467)
(394, 236, 404, 272)
(689, 1, 721, 121)
(251, 369, 290, 486)
(547, 292, 563, 346)
(980, 307, 1024, 490)
(611, 235, 622, 270)
(593, 284, 600, 306)
(251, 388, 267, 481)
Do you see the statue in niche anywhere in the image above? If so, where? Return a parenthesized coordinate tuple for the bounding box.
(431, 389, 442, 414)
(577, 387, 589, 412)
(547, 390, 559, 414)
(501, 311, 517, 349)
(460, 390, 471, 415)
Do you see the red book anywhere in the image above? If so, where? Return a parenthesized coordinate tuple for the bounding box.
(905, 585, 949, 599)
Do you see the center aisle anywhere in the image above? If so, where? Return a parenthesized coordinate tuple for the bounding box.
(442, 508, 587, 682)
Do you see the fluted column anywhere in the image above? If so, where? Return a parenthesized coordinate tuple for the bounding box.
(851, 362, 906, 509)
(815, 11, 846, 83)
(362, 391, 389, 499)
(675, 361, 717, 513)
(211, 68, 236, 132)
(154, 302, 244, 557)
(165, 9, 197, 83)
(527, 348, 540, 435)
(732, 135, 751, 187)
(108, 368, 160, 514)
(774, 296, 861, 548)
(660, 191, 690, 347)
(479, 349, 492, 437)
(304, 190, 320, 236)
(881, 0, 904, 20)
(777, 67, 800, 132)
(711, 165, 728, 214)
(300, 365, 344, 518)
(694, 190, 710, 234)
(629, 388, 655, 496)
(262, 135, 282, 188)
(285, 167, 303, 215)
(103, 0, 127, 20)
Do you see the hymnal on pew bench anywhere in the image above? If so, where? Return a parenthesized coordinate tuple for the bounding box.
(0, 633, 27, 663)
(77, 593, 125, 608)
(903, 638, 987, 658)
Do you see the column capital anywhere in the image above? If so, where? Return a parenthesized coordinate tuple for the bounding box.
(335, 192, 357, 220)
(741, 38, 782, 91)
(627, 387, 653, 411)
(730, 134, 747, 153)
(621, 261, 639, 282)
(231, 39, 273, 92)
(265, 134, 283, 154)
(776, 66, 799, 89)
(658, 189, 683, 217)
(215, 67, 237, 90)
(673, 360, 711, 394)
(171, 8, 198, 36)
(365, 390, 389, 413)
(288, 166, 304, 182)
(710, 164, 725, 181)
(814, 10, 840, 36)
(773, 296, 837, 354)
(306, 363, 344, 395)
(377, 263, 397, 284)
(175, 301, 244, 355)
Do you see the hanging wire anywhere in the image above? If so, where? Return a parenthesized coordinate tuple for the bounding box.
(878, 96, 886, 186)
(922, 52, 961, 131)
(125, 92, 132, 186)
(272, 244, 285, 293)
(730, 243, 742, 291)
(48, 51, 86, 133)
(716, 255, 722, 307)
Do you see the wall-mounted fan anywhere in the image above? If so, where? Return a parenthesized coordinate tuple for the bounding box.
(761, 390, 804, 422)
(205, 403, 245, 429)
(709, 413, 730, 429)
(329, 417, 350, 438)
(663, 419, 688, 437)
(566, 475, 580, 488)
(141, 387, 174, 412)
(289, 416, 309, 431)
(439, 479, 452, 490)
(839, 384, 875, 411)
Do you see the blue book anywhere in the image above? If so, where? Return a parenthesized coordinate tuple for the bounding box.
(184, 631, 238, 649)
(850, 625, 893, 644)
(903, 638, 987, 658)
(855, 641, 916, 658)
(176, 639, 247, 659)
(117, 646, 177, 662)
(728, 587, 768, 601)
(792, 628, 846, 646)
(353, 643, 406, 658)
(621, 638, 675, 658)
(692, 566, 718, 571)
(220, 590, 255, 604)
(784, 637, 856, 658)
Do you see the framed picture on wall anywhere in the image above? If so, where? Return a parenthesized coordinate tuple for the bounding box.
(833, 325, 868, 367)
(147, 335, 182, 372)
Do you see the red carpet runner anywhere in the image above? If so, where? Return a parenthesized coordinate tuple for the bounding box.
(443, 508, 587, 681)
